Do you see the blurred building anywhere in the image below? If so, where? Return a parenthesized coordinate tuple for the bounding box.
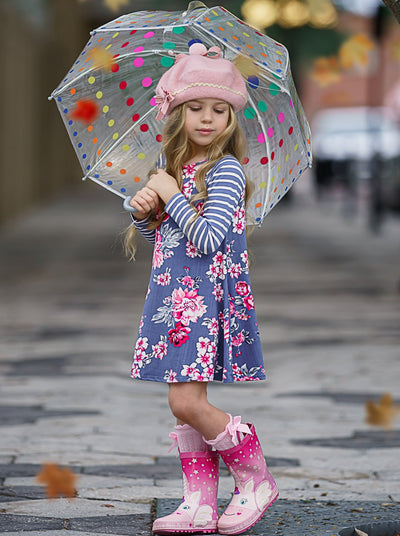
(0, 0, 88, 226)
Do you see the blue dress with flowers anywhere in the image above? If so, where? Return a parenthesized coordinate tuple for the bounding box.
(130, 156, 265, 383)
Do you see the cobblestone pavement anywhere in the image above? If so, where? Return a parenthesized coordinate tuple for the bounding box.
(1, 177, 399, 535)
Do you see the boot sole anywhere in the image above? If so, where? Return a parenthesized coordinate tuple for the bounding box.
(217, 490, 279, 535)
(153, 529, 217, 535)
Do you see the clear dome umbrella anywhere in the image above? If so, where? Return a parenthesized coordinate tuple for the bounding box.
(49, 1, 312, 226)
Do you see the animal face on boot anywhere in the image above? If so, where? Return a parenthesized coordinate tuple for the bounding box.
(177, 490, 214, 527)
(229, 479, 274, 512)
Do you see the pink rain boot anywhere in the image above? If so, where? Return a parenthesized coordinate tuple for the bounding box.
(152, 424, 219, 535)
(205, 415, 278, 535)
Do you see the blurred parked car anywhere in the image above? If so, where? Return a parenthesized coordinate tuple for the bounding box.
(312, 106, 400, 213)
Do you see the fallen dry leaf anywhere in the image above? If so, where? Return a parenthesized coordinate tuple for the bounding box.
(89, 47, 116, 73)
(234, 54, 263, 80)
(354, 529, 369, 536)
(365, 392, 400, 430)
(36, 463, 78, 499)
(70, 99, 99, 124)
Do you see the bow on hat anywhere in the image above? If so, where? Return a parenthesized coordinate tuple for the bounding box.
(154, 87, 175, 121)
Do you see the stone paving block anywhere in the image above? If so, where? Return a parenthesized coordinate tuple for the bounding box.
(155, 499, 400, 536)
(0, 405, 100, 426)
(0, 513, 152, 535)
(0, 485, 47, 502)
(293, 430, 400, 449)
(1, 498, 150, 517)
(1, 532, 114, 536)
(14, 452, 156, 466)
(277, 391, 400, 405)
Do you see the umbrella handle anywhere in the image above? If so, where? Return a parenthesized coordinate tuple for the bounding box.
(123, 196, 138, 213)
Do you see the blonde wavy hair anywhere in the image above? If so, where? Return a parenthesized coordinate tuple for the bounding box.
(123, 103, 252, 260)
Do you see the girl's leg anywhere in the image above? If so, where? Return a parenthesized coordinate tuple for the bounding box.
(153, 382, 221, 534)
(168, 382, 229, 439)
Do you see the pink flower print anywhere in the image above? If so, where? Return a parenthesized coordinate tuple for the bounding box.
(192, 369, 206, 381)
(214, 251, 225, 266)
(181, 362, 198, 377)
(168, 322, 191, 347)
(181, 275, 195, 289)
(164, 369, 178, 383)
(229, 300, 236, 317)
(205, 365, 215, 379)
(154, 268, 171, 286)
(130, 363, 141, 379)
(152, 233, 164, 269)
(207, 252, 227, 282)
(152, 337, 168, 360)
(208, 317, 218, 336)
(235, 281, 250, 296)
(236, 310, 250, 321)
(196, 337, 216, 358)
(171, 287, 207, 326)
(184, 163, 197, 176)
(232, 331, 245, 347)
(196, 353, 213, 369)
(243, 294, 255, 310)
(228, 263, 242, 279)
(135, 337, 149, 358)
(212, 283, 224, 302)
(186, 241, 201, 258)
(233, 207, 246, 234)
(240, 250, 249, 266)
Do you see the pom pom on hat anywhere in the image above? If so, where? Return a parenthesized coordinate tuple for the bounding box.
(154, 43, 248, 120)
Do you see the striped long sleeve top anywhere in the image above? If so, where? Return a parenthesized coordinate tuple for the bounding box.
(132, 156, 246, 254)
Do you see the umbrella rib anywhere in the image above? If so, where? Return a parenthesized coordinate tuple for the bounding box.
(83, 106, 157, 179)
(85, 174, 126, 199)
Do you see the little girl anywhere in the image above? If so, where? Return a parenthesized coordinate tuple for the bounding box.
(125, 43, 278, 535)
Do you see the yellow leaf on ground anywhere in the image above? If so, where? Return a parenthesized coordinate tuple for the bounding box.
(365, 393, 400, 430)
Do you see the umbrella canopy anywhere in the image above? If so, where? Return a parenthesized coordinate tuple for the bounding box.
(50, 1, 312, 225)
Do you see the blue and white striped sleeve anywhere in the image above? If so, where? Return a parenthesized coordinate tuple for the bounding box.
(164, 157, 245, 254)
(130, 214, 156, 244)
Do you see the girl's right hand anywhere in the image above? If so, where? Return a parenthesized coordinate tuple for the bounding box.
(129, 187, 159, 220)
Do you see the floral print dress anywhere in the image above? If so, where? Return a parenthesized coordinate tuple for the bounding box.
(130, 156, 265, 383)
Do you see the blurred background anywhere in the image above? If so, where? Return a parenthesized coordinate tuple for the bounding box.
(0, 0, 400, 231)
(1, 0, 400, 231)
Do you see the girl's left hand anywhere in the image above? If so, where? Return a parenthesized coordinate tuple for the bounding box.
(147, 169, 180, 205)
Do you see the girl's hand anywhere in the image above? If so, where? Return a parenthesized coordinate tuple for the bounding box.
(147, 169, 180, 205)
(129, 187, 159, 220)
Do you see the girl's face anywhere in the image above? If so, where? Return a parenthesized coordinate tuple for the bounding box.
(184, 98, 230, 154)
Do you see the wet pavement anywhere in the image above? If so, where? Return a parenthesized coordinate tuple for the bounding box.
(1, 177, 399, 535)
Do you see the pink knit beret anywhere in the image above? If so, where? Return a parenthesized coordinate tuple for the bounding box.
(154, 43, 248, 120)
